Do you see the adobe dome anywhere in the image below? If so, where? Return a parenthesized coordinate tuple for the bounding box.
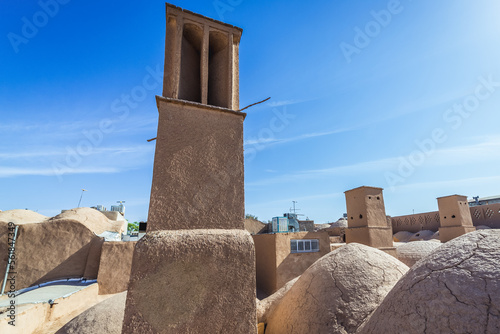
(56, 292, 127, 334)
(358, 230, 500, 333)
(393, 231, 413, 242)
(409, 230, 435, 241)
(396, 240, 441, 267)
(0, 209, 48, 224)
(265, 243, 408, 333)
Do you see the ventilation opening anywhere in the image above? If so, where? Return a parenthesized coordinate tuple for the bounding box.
(179, 23, 202, 103)
(452, 215, 456, 218)
(359, 214, 363, 219)
(208, 31, 229, 108)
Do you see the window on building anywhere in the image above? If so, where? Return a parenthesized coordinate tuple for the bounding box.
(290, 239, 320, 253)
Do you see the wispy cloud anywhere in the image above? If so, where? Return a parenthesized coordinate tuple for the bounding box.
(0, 116, 157, 140)
(0, 166, 120, 178)
(246, 157, 396, 187)
(246, 137, 500, 187)
(0, 145, 154, 160)
(244, 128, 354, 147)
(0, 151, 64, 159)
(0, 120, 98, 133)
(266, 99, 306, 107)
(395, 175, 500, 193)
(0, 144, 154, 179)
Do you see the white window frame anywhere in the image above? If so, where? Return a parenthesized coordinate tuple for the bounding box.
(291, 239, 320, 253)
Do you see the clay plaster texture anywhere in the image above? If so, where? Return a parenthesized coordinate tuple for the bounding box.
(97, 241, 136, 295)
(409, 229, 435, 241)
(345, 186, 395, 253)
(0, 209, 48, 224)
(122, 229, 256, 334)
(395, 240, 441, 267)
(244, 217, 267, 234)
(345, 186, 387, 228)
(253, 233, 277, 296)
(470, 203, 500, 228)
(393, 231, 414, 242)
(392, 211, 441, 233)
(163, 4, 242, 109)
(438, 195, 476, 242)
(326, 225, 347, 237)
(257, 276, 299, 323)
(0, 207, 131, 290)
(477, 224, 492, 229)
(0, 219, 103, 290)
(358, 230, 500, 334)
(392, 203, 500, 233)
(54, 207, 125, 234)
(147, 97, 245, 231)
(129, 4, 256, 333)
(253, 231, 330, 296)
(265, 243, 408, 334)
(56, 291, 127, 334)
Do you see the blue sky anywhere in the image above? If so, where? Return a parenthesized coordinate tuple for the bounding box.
(1, 0, 499, 224)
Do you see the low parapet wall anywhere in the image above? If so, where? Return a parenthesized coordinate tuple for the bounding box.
(392, 211, 441, 233)
(0, 220, 103, 291)
(97, 241, 136, 295)
(469, 203, 500, 228)
(392, 203, 500, 233)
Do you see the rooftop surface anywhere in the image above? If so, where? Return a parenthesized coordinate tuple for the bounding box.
(0, 281, 96, 307)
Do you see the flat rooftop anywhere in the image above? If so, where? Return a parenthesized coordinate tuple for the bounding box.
(0, 280, 96, 308)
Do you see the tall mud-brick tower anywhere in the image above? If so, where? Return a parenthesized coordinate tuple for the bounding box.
(148, 3, 244, 231)
(122, 4, 256, 333)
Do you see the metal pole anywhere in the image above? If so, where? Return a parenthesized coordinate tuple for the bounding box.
(77, 189, 87, 208)
(1, 225, 19, 295)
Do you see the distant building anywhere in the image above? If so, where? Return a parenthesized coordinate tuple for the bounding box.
(111, 202, 126, 215)
(271, 216, 293, 233)
(270, 213, 311, 233)
(469, 195, 500, 207)
(253, 231, 330, 295)
(91, 203, 126, 222)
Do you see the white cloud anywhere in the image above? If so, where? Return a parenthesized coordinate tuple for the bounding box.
(246, 137, 500, 187)
(0, 145, 154, 160)
(395, 175, 500, 192)
(246, 156, 397, 187)
(266, 99, 304, 107)
(0, 144, 154, 179)
(0, 166, 120, 178)
(244, 128, 353, 148)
